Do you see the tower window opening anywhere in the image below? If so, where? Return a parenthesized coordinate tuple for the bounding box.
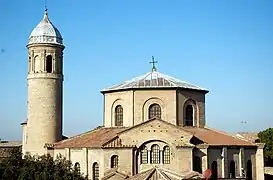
(46, 55, 53, 73)
(185, 105, 194, 126)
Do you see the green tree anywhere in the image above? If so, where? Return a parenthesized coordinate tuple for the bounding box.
(0, 148, 87, 180)
(257, 128, 273, 166)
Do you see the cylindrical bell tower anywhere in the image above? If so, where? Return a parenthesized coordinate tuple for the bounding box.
(22, 9, 65, 155)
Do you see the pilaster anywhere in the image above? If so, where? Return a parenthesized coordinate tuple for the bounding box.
(221, 146, 228, 178)
(255, 143, 265, 180)
(82, 148, 88, 177)
(239, 147, 244, 177)
(65, 148, 70, 160)
(160, 150, 163, 164)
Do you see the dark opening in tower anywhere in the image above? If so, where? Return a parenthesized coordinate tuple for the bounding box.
(46, 55, 53, 73)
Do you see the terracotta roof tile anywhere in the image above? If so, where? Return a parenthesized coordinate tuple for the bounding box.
(53, 119, 256, 149)
(127, 168, 155, 180)
(183, 126, 255, 146)
(236, 132, 259, 143)
(0, 141, 22, 147)
(54, 127, 128, 149)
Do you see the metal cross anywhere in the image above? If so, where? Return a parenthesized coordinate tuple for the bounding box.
(45, 0, 48, 11)
(150, 56, 158, 72)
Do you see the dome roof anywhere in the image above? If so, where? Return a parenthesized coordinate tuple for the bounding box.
(101, 70, 209, 93)
(28, 10, 63, 45)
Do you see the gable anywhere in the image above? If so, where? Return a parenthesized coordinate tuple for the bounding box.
(116, 118, 194, 148)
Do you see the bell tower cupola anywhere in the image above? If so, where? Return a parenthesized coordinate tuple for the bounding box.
(23, 9, 65, 155)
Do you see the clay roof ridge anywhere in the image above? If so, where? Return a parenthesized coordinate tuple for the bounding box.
(157, 167, 183, 178)
(157, 169, 171, 180)
(143, 167, 157, 179)
(203, 126, 255, 145)
(54, 126, 104, 145)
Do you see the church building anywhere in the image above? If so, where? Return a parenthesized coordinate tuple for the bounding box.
(21, 10, 265, 180)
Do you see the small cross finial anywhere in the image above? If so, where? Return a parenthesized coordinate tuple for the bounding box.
(150, 56, 158, 72)
(45, 0, 48, 12)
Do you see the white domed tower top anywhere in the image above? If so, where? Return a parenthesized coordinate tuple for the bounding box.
(28, 9, 63, 46)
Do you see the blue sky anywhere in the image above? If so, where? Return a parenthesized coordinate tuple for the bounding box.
(0, 0, 273, 140)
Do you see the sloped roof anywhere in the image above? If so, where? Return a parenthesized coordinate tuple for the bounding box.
(126, 167, 203, 180)
(101, 71, 208, 93)
(54, 126, 128, 149)
(183, 127, 255, 146)
(53, 118, 255, 149)
(127, 167, 184, 180)
(0, 141, 22, 147)
(102, 168, 129, 180)
(236, 132, 259, 143)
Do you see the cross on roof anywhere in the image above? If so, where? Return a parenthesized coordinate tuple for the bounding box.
(150, 56, 158, 72)
(45, 0, 48, 11)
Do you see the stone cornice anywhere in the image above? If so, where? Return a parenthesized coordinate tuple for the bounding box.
(255, 143, 265, 149)
(196, 144, 209, 149)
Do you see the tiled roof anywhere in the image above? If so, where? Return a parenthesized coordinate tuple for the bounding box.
(183, 127, 256, 146)
(54, 127, 128, 149)
(102, 168, 129, 180)
(126, 168, 155, 180)
(101, 71, 208, 93)
(0, 141, 22, 147)
(236, 132, 259, 143)
(53, 119, 256, 149)
(127, 167, 201, 180)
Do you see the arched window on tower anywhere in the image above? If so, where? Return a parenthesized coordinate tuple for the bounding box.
(148, 103, 161, 119)
(150, 144, 160, 164)
(140, 146, 148, 164)
(34, 55, 39, 73)
(184, 105, 194, 126)
(229, 160, 236, 178)
(46, 55, 53, 73)
(92, 162, 99, 180)
(115, 105, 123, 126)
(28, 57, 31, 73)
(163, 146, 170, 164)
(110, 155, 118, 168)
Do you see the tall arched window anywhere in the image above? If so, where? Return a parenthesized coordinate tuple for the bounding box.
(193, 156, 202, 173)
(115, 105, 123, 126)
(185, 105, 194, 126)
(148, 104, 161, 119)
(34, 55, 39, 73)
(110, 155, 118, 168)
(246, 160, 252, 180)
(92, 162, 99, 180)
(28, 57, 31, 73)
(46, 55, 53, 73)
(211, 161, 218, 180)
(229, 160, 236, 178)
(74, 162, 80, 173)
(150, 144, 160, 164)
(140, 146, 148, 164)
(163, 146, 170, 164)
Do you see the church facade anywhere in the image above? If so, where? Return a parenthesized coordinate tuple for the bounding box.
(21, 10, 265, 180)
